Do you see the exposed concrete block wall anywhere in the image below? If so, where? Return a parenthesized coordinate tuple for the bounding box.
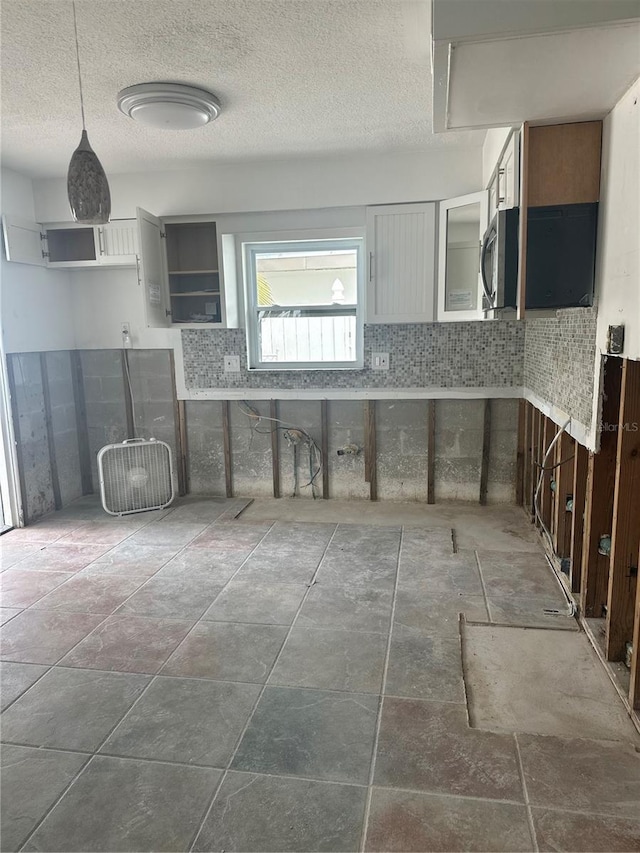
(126, 350, 178, 481)
(80, 350, 128, 491)
(184, 401, 226, 496)
(327, 402, 369, 501)
(229, 401, 273, 498)
(8, 347, 521, 520)
(7, 353, 56, 521)
(45, 351, 82, 507)
(377, 401, 429, 502)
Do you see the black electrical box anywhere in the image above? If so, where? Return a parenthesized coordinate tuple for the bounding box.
(525, 202, 598, 309)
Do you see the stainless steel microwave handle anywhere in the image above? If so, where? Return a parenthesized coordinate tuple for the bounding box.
(480, 231, 496, 305)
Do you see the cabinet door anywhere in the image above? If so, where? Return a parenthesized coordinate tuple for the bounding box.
(437, 192, 488, 322)
(1, 216, 47, 266)
(498, 130, 520, 210)
(137, 207, 169, 327)
(98, 220, 138, 265)
(366, 203, 436, 323)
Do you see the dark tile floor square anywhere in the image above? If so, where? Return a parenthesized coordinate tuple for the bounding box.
(398, 554, 483, 596)
(237, 547, 323, 584)
(384, 630, 465, 701)
(0, 609, 104, 664)
(315, 554, 397, 590)
(116, 575, 224, 621)
(0, 745, 89, 852)
(365, 787, 533, 852)
(127, 521, 208, 548)
(477, 550, 562, 598)
(0, 543, 53, 570)
(155, 546, 250, 580)
(12, 542, 111, 573)
(270, 626, 387, 693)
(393, 591, 487, 636)
(1, 666, 149, 751)
(193, 771, 367, 852)
(30, 574, 145, 614)
(0, 570, 73, 608)
(0, 607, 21, 626)
(101, 677, 260, 766)
(202, 580, 307, 625)
(532, 808, 640, 853)
(232, 685, 379, 784)
(297, 585, 393, 633)
(22, 755, 220, 852)
(83, 542, 181, 577)
(190, 521, 273, 551)
(0, 661, 48, 711)
(60, 614, 193, 673)
(57, 522, 139, 546)
(517, 733, 640, 819)
(374, 697, 523, 800)
(161, 621, 287, 682)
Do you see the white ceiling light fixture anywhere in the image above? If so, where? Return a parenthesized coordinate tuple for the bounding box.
(117, 83, 222, 130)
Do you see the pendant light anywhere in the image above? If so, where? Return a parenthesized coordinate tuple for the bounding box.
(67, 0, 111, 224)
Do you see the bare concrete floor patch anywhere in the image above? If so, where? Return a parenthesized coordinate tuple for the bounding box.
(463, 624, 640, 744)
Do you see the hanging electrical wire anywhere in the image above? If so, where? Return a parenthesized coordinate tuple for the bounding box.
(236, 400, 323, 498)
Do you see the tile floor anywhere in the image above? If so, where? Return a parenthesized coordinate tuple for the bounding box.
(1, 496, 639, 852)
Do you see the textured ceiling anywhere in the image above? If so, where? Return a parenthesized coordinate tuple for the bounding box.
(0, 0, 485, 178)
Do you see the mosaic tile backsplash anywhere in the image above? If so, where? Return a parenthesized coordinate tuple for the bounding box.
(523, 307, 597, 428)
(182, 322, 525, 391)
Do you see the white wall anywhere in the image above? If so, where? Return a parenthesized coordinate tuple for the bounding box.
(32, 147, 482, 222)
(1, 168, 75, 353)
(594, 76, 640, 360)
(482, 127, 513, 186)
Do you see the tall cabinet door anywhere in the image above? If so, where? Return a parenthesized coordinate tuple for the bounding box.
(437, 191, 487, 322)
(366, 203, 436, 323)
(137, 208, 169, 327)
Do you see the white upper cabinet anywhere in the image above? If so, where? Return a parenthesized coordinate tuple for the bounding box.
(437, 191, 488, 322)
(365, 203, 436, 323)
(488, 129, 520, 215)
(136, 208, 238, 329)
(1, 215, 138, 268)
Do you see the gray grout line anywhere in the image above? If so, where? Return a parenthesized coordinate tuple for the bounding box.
(358, 526, 404, 853)
(473, 549, 493, 622)
(187, 522, 341, 853)
(513, 733, 539, 853)
(12, 510, 278, 853)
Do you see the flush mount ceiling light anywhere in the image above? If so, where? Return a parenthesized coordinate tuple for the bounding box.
(117, 83, 222, 130)
(67, 0, 111, 224)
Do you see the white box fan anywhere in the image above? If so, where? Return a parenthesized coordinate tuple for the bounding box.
(98, 438, 175, 516)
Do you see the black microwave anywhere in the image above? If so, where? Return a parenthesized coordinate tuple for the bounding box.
(481, 208, 519, 311)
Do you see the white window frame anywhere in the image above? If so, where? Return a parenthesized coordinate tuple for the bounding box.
(243, 231, 365, 371)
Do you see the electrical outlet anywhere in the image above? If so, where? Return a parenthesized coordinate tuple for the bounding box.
(224, 354, 241, 373)
(371, 352, 389, 370)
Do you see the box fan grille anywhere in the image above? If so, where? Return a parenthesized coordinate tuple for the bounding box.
(98, 438, 175, 515)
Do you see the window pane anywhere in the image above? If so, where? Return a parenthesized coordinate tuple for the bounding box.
(259, 314, 357, 363)
(255, 248, 358, 308)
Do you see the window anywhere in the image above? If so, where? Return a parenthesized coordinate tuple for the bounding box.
(244, 237, 364, 369)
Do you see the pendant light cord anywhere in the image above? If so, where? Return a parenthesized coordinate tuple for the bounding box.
(72, 1, 86, 130)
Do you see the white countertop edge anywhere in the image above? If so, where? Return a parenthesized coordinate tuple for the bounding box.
(523, 387, 594, 451)
(181, 385, 524, 401)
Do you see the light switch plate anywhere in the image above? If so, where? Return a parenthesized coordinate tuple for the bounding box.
(224, 354, 241, 373)
(371, 352, 389, 370)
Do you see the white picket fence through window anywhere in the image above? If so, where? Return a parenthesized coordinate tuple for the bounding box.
(259, 314, 357, 363)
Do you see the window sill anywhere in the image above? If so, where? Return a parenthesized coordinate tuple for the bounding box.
(248, 363, 364, 372)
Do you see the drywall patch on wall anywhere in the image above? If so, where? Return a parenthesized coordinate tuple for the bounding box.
(182, 321, 525, 391)
(523, 308, 597, 429)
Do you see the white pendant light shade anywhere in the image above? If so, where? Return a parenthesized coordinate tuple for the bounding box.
(117, 83, 221, 130)
(67, 130, 111, 224)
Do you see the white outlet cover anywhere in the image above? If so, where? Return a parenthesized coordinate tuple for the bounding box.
(224, 354, 241, 373)
(371, 352, 389, 370)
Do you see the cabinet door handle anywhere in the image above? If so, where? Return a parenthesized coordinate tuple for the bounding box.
(97, 227, 105, 255)
(497, 168, 506, 205)
(369, 252, 374, 282)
